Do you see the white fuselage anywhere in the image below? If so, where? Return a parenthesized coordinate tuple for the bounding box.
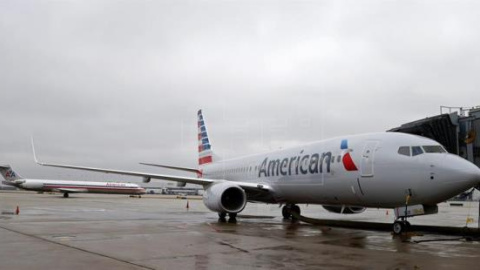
(201, 132, 480, 208)
(8, 179, 146, 195)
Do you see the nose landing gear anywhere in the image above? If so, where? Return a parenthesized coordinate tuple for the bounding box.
(393, 219, 411, 235)
(393, 191, 413, 235)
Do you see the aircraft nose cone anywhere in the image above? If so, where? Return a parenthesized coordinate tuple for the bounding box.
(466, 165, 480, 185)
(451, 157, 480, 186)
(434, 154, 480, 188)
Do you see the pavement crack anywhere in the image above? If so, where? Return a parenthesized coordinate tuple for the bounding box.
(217, 240, 249, 253)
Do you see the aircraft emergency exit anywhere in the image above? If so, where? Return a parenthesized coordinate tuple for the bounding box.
(33, 110, 480, 234)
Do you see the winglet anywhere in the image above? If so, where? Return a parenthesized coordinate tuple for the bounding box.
(31, 137, 42, 165)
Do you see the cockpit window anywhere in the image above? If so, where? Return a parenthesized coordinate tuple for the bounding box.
(422, 145, 447, 153)
(398, 145, 445, 157)
(412, 146, 424, 156)
(398, 146, 411, 156)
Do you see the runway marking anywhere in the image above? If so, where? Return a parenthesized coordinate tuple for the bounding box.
(51, 235, 77, 241)
(0, 224, 154, 270)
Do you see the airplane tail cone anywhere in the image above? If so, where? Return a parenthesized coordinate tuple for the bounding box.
(15, 206, 19, 215)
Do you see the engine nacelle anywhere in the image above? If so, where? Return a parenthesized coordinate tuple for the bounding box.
(203, 182, 247, 213)
(323, 205, 366, 214)
(20, 181, 44, 190)
(142, 177, 151, 183)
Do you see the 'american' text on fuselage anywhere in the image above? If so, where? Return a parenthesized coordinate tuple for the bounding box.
(258, 151, 333, 178)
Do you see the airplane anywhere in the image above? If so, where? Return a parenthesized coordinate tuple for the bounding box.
(32, 110, 480, 234)
(0, 165, 146, 198)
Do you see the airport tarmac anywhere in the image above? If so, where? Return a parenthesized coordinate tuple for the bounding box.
(1, 191, 479, 270)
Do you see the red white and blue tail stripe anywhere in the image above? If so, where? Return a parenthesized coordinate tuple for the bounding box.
(198, 110, 214, 165)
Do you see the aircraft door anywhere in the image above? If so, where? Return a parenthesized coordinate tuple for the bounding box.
(360, 141, 379, 177)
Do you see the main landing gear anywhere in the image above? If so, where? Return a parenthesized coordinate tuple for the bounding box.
(218, 212, 237, 223)
(63, 193, 69, 198)
(282, 204, 301, 220)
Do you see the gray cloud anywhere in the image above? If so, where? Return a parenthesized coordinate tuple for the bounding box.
(1, 1, 480, 183)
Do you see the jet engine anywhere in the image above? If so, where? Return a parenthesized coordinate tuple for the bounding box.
(142, 177, 151, 183)
(203, 182, 247, 213)
(322, 205, 366, 214)
(20, 182, 44, 190)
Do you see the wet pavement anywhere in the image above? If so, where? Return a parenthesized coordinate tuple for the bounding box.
(0, 191, 479, 269)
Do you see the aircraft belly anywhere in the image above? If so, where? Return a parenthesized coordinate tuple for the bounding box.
(272, 171, 426, 207)
(274, 176, 361, 205)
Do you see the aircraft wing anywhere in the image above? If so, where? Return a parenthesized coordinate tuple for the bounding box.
(31, 139, 271, 192)
(54, 188, 89, 193)
(36, 160, 216, 186)
(34, 160, 271, 191)
(139, 163, 201, 174)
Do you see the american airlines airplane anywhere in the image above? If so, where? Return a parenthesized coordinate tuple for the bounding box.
(33, 110, 480, 234)
(0, 165, 146, 198)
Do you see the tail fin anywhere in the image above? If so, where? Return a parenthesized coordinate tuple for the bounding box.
(197, 110, 217, 166)
(0, 165, 23, 181)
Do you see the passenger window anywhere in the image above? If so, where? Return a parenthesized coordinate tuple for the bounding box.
(337, 155, 341, 163)
(398, 146, 410, 156)
(412, 146, 424, 156)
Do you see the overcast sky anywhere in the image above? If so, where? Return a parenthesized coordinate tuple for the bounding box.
(1, 1, 480, 183)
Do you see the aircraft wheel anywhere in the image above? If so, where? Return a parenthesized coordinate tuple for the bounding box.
(63, 193, 69, 198)
(393, 221, 409, 235)
(228, 213, 237, 223)
(218, 212, 227, 222)
(291, 205, 301, 220)
(282, 206, 291, 219)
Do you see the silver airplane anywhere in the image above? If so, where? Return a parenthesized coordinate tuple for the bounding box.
(33, 110, 480, 234)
